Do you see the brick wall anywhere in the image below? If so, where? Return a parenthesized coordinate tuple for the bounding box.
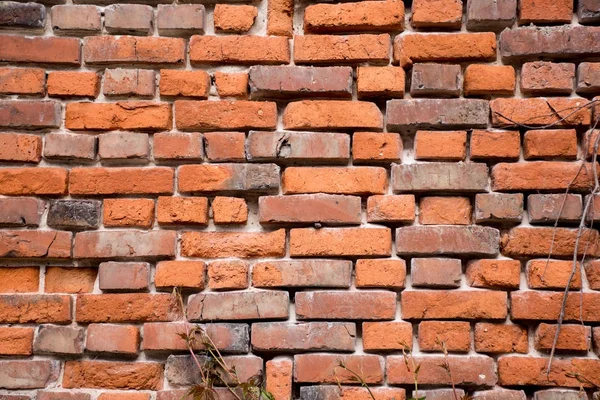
(1, 0, 600, 398)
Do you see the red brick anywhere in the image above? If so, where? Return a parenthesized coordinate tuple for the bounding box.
(419, 196, 471, 225)
(153, 132, 203, 161)
(214, 5, 257, 33)
(304, 0, 404, 33)
(300, 386, 406, 400)
(387, 99, 489, 130)
(66, 102, 171, 131)
(157, 4, 205, 36)
(290, 227, 391, 257)
(526, 259, 582, 289)
(283, 167, 387, 195)
(492, 162, 596, 192)
(267, 0, 293, 36)
(44, 133, 96, 161)
(401, 290, 507, 320)
(0, 35, 79, 65)
(0, 327, 34, 355)
(98, 132, 149, 161)
(411, 258, 462, 288)
(156, 196, 209, 226)
(98, 262, 150, 292)
(466, 0, 516, 31)
(470, 130, 520, 160)
(418, 321, 471, 352)
(45, 267, 96, 294)
(103, 68, 155, 97)
(246, 131, 350, 163)
(387, 355, 496, 386)
(466, 259, 521, 290)
(411, 0, 462, 28)
(464, 65, 515, 96)
(498, 356, 600, 387)
(0, 100, 61, 129)
(585, 129, 600, 158)
(70, 167, 174, 195)
(510, 291, 600, 322)
(475, 193, 523, 224)
(249, 65, 352, 99)
(585, 260, 600, 290)
(410, 389, 465, 400)
(252, 322, 355, 352)
(155, 261, 205, 290)
(165, 354, 262, 386)
(491, 98, 591, 128)
(577, 62, 600, 94)
(179, 163, 279, 194)
(534, 323, 590, 352)
(159, 70, 209, 98)
(84, 36, 185, 65)
(410, 63, 461, 97)
(0, 133, 41, 163)
(63, 361, 163, 390)
(73, 230, 176, 259)
(0, 360, 59, 389)
(283, 100, 383, 130)
(0, 267, 39, 293)
(181, 230, 285, 258)
(474, 323, 528, 354)
(579, 0, 600, 23)
(189, 35, 289, 64)
(501, 227, 600, 258)
(294, 34, 390, 64)
(47, 71, 99, 97)
(76, 294, 179, 323)
(0, 198, 43, 227)
(394, 33, 496, 68)
(37, 391, 90, 400)
(0, 230, 71, 259)
(362, 321, 413, 352)
(266, 359, 292, 400)
(0, 67, 45, 94)
(366, 195, 415, 224)
(0, 294, 71, 324)
(396, 226, 499, 256)
(528, 194, 582, 223)
(187, 291, 289, 321)
(252, 260, 352, 288)
(214, 71, 248, 98)
(175, 100, 276, 131)
(86, 324, 139, 355)
(519, 0, 572, 24)
(524, 129, 578, 160)
(142, 322, 249, 353)
(294, 354, 384, 384)
(352, 132, 402, 163)
(259, 194, 361, 225)
(103, 198, 154, 228)
(355, 259, 405, 289)
(521, 62, 575, 95)
(104, 4, 153, 35)
(296, 291, 396, 320)
(34, 325, 83, 355)
(414, 130, 467, 161)
(208, 260, 249, 290)
(50, 5, 101, 35)
(204, 131, 246, 162)
(98, 393, 149, 400)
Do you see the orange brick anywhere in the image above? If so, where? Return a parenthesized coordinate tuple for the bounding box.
(84, 36, 184, 65)
(362, 321, 413, 352)
(156, 196, 208, 226)
(414, 130, 467, 161)
(214, 72, 249, 98)
(470, 130, 521, 160)
(464, 65, 516, 96)
(0, 267, 39, 293)
(214, 5, 257, 33)
(155, 261, 206, 290)
(212, 197, 248, 224)
(181, 230, 286, 258)
(208, 260, 249, 290)
(0, 167, 68, 196)
(304, 0, 404, 33)
(47, 71, 100, 97)
(153, 132, 204, 161)
(0, 327, 34, 355)
(352, 132, 402, 163)
(355, 259, 406, 289)
(204, 131, 246, 162)
(103, 199, 155, 228)
(474, 323, 528, 354)
(294, 34, 390, 64)
(189, 35, 290, 65)
(66, 102, 172, 131)
(0, 35, 80, 65)
(289, 227, 392, 257)
(45, 267, 97, 294)
(267, 0, 293, 36)
(0, 133, 42, 163)
(266, 359, 293, 400)
(519, 0, 572, 24)
(366, 195, 416, 223)
(63, 361, 163, 390)
(492, 162, 595, 192)
(357, 66, 404, 98)
(491, 98, 591, 128)
(69, 167, 174, 196)
(524, 129, 578, 160)
(534, 323, 590, 352)
(283, 167, 387, 195)
(466, 259, 521, 290)
(412, 0, 462, 28)
(159, 69, 209, 98)
(0, 67, 45, 95)
(418, 321, 471, 352)
(175, 100, 277, 131)
(419, 197, 471, 225)
(283, 100, 383, 130)
(526, 259, 582, 290)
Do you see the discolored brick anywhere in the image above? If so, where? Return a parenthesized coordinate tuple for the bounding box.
(410, 63, 461, 98)
(247, 131, 350, 163)
(411, 258, 462, 288)
(48, 200, 100, 230)
(252, 260, 352, 288)
(0, 198, 44, 227)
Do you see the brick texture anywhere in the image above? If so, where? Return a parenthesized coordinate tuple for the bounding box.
(1, 1, 599, 398)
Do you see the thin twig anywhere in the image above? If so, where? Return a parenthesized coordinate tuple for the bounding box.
(335, 362, 377, 400)
(493, 99, 599, 130)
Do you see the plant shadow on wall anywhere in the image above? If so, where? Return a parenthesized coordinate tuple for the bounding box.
(172, 99, 600, 400)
